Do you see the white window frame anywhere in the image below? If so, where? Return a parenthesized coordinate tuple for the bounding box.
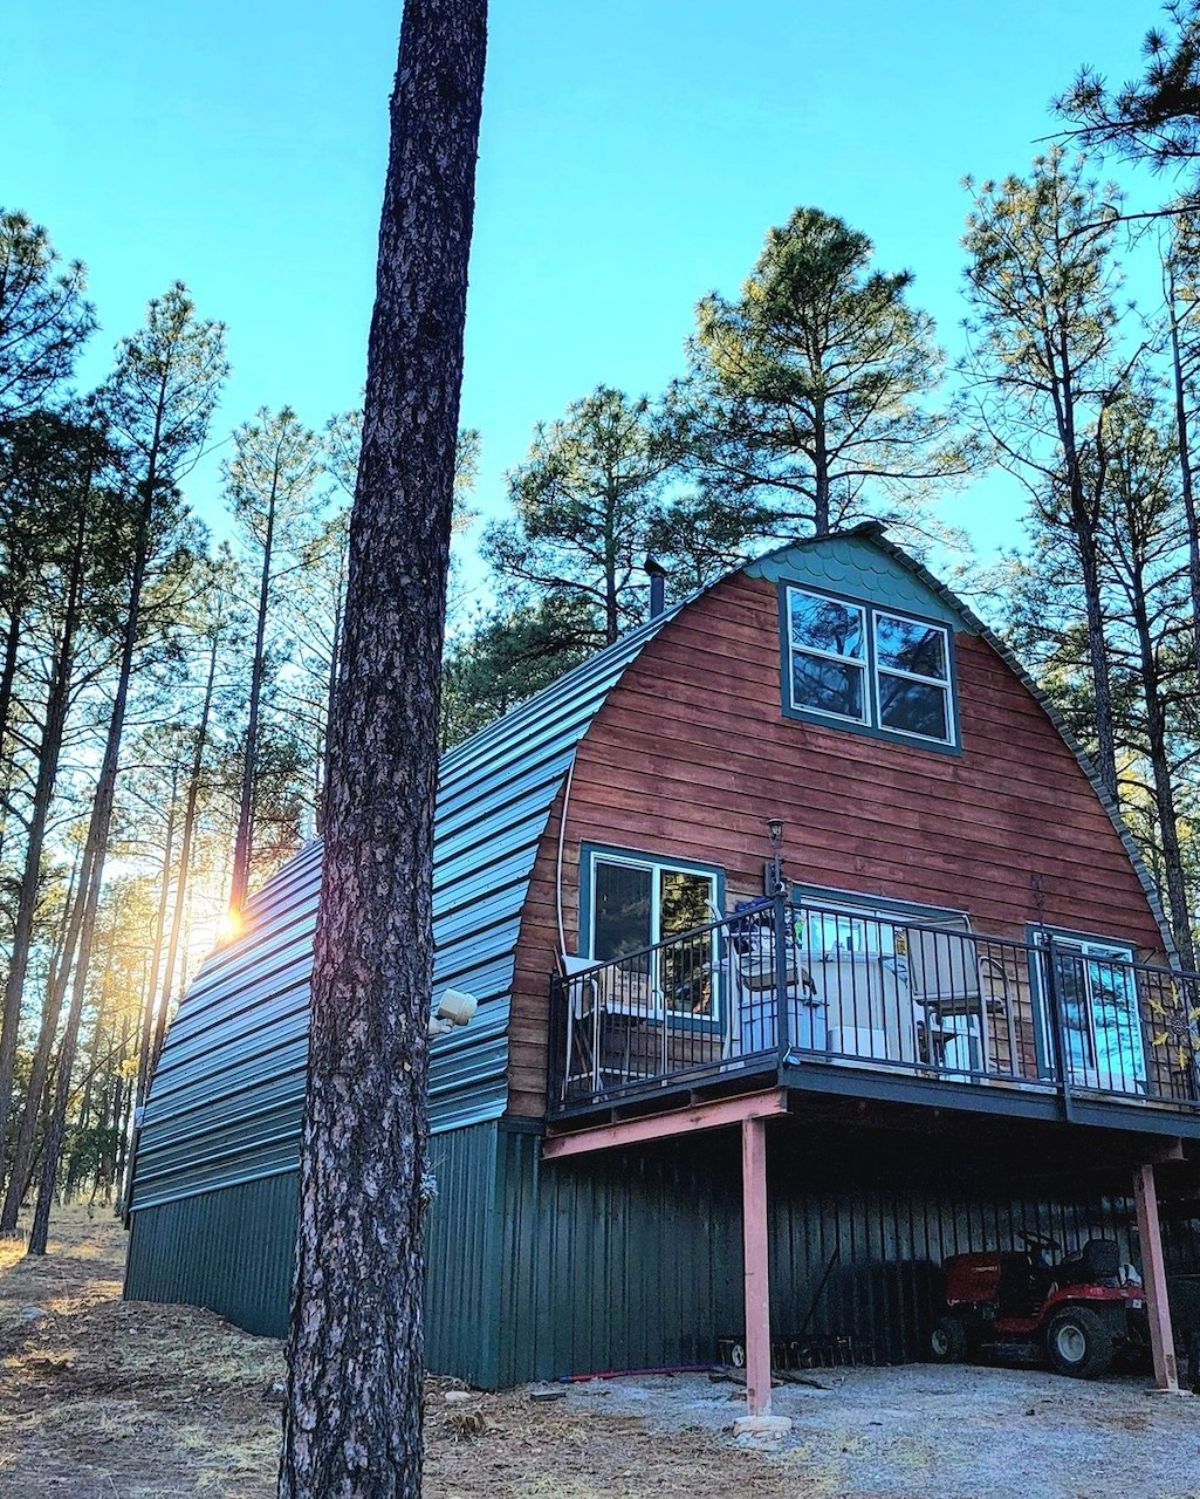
(1032, 929, 1145, 1093)
(784, 586, 957, 748)
(785, 588, 869, 726)
(872, 609, 956, 747)
(586, 850, 721, 1021)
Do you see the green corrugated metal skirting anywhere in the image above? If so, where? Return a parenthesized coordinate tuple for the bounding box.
(125, 1122, 506, 1387)
(125, 1171, 298, 1338)
(126, 1118, 1200, 1386)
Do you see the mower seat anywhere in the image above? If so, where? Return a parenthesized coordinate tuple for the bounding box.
(1058, 1238, 1120, 1286)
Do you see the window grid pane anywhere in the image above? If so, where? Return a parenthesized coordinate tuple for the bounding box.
(877, 673, 950, 742)
(874, 611, 949, 683)
(783, 589, 956, 747)
(789, 590, 866, 662)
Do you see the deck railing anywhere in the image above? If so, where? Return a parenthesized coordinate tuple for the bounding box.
(547, 896, 1200, 1118)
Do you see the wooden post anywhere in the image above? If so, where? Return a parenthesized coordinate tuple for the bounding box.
(741, 1115, 772, 1415)
(1134, 1162, 1179, 1392)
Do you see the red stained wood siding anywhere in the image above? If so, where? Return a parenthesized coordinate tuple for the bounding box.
(506, 571, 1165, 1118)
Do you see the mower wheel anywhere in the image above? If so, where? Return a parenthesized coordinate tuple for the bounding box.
(1046, 1307, 1114, 1380)
(929, 1315, 969, 1363)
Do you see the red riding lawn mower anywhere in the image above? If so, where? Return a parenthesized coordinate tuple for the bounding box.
(929, 1232, 1149, 1380)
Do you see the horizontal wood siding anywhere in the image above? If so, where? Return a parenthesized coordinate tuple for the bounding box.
(507, 572, 1165, 1119)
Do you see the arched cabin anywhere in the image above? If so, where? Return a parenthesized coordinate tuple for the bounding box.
(125, 526, 1200, 1391)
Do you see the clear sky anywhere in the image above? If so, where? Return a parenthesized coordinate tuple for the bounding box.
(2, 0, 1160, 602)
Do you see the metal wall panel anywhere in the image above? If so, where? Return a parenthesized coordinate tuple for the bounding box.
(496, 1124, 1185, 1382)
(125, 1170, 298, 1337)
(129, 609, 680, 1217)
(125, 1117, 1200, 1388)
(125, 1123, 505, 1387)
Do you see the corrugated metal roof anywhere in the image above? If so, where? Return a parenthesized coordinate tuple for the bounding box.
(131, 525, 1174, 1215)
(130, 606, 682, 1213)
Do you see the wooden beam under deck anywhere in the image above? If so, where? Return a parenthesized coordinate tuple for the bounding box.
(1134, 1162, 1180, 1393)
(542, 1088, 788, 1161)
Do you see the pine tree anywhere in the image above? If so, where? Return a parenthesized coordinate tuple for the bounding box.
(277, 0, 488, 1491)
(25, 284, 226, 1256)
(224, 406, 324, 915)
(1058, 3, 1200, 194)
(668, 207, 967, 541)
(0, 209, 95, 421)
(962, 150, 1133, 801)
(484, 386, 674, 645)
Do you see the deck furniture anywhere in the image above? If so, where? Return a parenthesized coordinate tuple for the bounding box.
(905, 929, 1008, 1073)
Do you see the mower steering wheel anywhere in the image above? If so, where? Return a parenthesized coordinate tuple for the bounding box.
(1018, 1230, 1059, 1251)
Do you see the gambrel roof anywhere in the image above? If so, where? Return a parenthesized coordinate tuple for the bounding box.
(129, 526, 1172, 1215)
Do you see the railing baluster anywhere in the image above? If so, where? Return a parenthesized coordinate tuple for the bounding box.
(545, 900, 1200, 1122)
(774, 894, 791, 1066)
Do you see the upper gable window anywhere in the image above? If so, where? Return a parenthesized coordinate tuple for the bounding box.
(784, 585, 958, 750)
(787, 591, 868, 723)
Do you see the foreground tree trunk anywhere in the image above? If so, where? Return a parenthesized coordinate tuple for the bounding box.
(277, 4, 488, 1495)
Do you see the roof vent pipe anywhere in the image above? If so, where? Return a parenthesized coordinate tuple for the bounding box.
(645, 556, 668, 619)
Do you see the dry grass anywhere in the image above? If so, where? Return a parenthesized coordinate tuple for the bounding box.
(6, 1212, 1190, 1498)
(0, 1209, 797, 1498)
(0, 1207, 279, 1497)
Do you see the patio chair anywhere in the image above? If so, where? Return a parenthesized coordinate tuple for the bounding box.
(905, 928, 1008, 1073)
(559, 954, 652, 1096)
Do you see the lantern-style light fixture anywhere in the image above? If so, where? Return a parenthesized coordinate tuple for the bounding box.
(764, 817, 787, 897)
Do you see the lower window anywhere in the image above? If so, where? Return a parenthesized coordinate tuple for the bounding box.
(588, 849, 721, 1019)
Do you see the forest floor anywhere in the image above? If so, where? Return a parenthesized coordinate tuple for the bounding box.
(1, 1208, 1199, 1498)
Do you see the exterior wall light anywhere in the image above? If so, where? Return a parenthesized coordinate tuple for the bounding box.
(427, 988, 477, 1040)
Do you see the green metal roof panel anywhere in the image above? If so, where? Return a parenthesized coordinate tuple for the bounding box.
(130, 607, 681, 1213)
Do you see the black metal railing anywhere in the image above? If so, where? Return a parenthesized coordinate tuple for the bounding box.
(547, 896, 1200, 1118)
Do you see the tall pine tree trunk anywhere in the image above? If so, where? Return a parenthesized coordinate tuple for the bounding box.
(0, 492, 88, 1173)
(1129, 579, 1195, 968)
(1167, 260, 1200, 676)
(228, 478, 278, 915)
(1075, 528, 1119, 801)
(134, 774, 177, 1110)
(26, 476, 156, 1256)
(0, 602, 22, 822)
(316, 584, 342, 836)
(0, 853, 80, 1230)
(151, 634, 218, 1074)
(277, 3, 488, 1493)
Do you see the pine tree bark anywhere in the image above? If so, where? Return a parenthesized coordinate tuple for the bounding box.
(277, 3, 487, 1495)
(0, 488, 89, 1173)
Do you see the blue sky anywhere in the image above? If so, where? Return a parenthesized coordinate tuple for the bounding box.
(3, 0, 1162, 604)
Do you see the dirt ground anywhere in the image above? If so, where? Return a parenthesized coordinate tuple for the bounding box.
(1, 1209, 1198, 1499)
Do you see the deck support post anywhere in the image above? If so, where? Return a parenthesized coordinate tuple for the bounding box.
(1134, 1162, 1178, 1392)
(741, 1115, 772, 1416)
